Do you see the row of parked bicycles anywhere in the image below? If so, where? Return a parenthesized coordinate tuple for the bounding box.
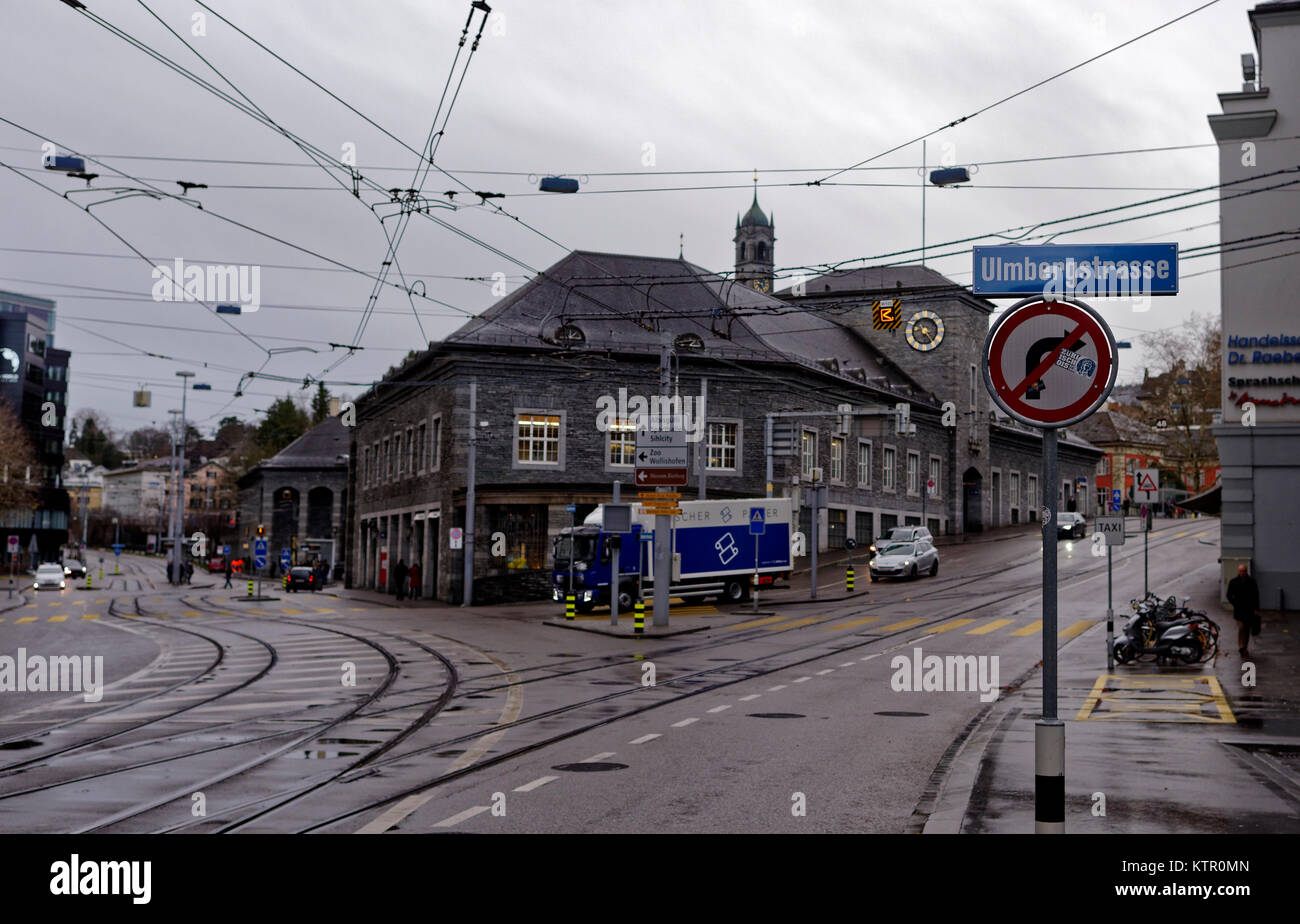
(1112, 591, 1220, 666)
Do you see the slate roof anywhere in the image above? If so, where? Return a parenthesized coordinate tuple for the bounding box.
(255, 417, 349, 469)
(1071, 409, 1166, 448)
(779, 264, 963, 297)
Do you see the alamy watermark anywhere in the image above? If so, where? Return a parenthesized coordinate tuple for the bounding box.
(594, 387, 705, 441)
(0, 648, 104, 702)
(890, 647, 1000, 702)
(151, 258, 261, 313)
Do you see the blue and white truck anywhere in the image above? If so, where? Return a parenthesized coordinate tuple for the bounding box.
(551, 498, 794, 612)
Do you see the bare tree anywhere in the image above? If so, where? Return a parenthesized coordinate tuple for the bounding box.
(0, 399, 38, 512)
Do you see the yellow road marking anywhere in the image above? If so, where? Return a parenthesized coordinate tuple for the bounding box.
(728, 616, 787, 630)
(282, 609, 302, 614)
(825, 616, 880, 631)
(1173, 530, 1190, 539)
(1077, 674, 1235, 723)
(1011, 620, 1042, 636)
(763, 617, 823, 630)
(182, 611, 201, 618)
(931, 618, 978, 633)
(968, 619, 1013, 635)
(879, 617, 926, 632)
(82, 613, 99, 620)
(48, 602, 61, 607)
(1059, 620, 1093, 639)
(49, 615, 67, 622)
(72, 600, 87, 606)
(16, 616, 36, 624)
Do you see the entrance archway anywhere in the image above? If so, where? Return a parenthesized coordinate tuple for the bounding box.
(963, 467, 983, 534)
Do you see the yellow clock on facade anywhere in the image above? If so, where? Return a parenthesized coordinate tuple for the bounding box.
(905, 310, 944, 351)
(751, 278, 770, 293)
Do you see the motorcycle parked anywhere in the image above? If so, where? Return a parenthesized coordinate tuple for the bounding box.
(1112, 594, 1219, 665)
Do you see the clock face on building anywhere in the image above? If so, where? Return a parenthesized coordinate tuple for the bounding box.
(750, 278, 770, 293)
(905, 310, 944, 351)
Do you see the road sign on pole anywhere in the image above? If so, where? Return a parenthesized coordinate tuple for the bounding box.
(982, 294, 1118, 835)
(1093, 516, 1125, 546)
(280, 548, 291, 572)
(253, 539, 268, 570)
(1135, 468, 1159, 503)
(971, 243, 1179, 298)
(748, 507, 766, 536)
(1094, 516, 1125, 672)
(1111, 488, 1122, 512)
(634, 427, 688, 487)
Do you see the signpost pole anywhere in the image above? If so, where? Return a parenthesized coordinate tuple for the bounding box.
(753, 533, 759, 613)
(1144, 517, 1149, 598)
(1107, 545, 1114, 672)
(1038, 427, 1064, 834)
(610, 481, 621, 628)
(653, 339, 671, 628)
(809, 484, 819, 601)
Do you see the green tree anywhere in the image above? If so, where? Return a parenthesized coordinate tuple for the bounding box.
(310, 382, 332, 424)
(256, 396, 310, 457)
(74, 416, 124, 469)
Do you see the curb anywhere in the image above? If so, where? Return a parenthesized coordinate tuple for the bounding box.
(542, 617, 711, 638)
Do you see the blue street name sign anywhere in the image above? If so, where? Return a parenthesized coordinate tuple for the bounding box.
(111, 543, 125, 555)
(972, 244, 1178, 298)
(749, 506, 766, 536)
(253, 539, 268, 570)
(639, 530, 654, 543)
(566, 504, 577, 514)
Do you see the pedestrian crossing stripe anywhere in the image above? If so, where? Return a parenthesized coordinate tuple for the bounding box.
(967, 619, 1013, 635)
(764, 617, 823, 630)
(825, 616, 880, 631)
(49, 615, 66, 622)
(82, 614, 99, 620)
(879, 617, 926, 632)
(1011, 620, 1043, 636)
(182, 611, 201, 618)
(727, 616, 787, 630)
(930, 618, 977, 633)
(16, 616, 36, 624)
(1059, 620, 1093, 639)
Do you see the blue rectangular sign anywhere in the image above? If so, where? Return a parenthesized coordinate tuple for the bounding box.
(748, 507, 766, 536)
(972, 244, 1178, 297)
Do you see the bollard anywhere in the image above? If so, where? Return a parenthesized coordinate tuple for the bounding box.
(86, 573, 91, 590)
(634, 600, 645, 634)
(565, 593, 575, 621)
(247, 579, 254, 597)
(846, 566, 855, 593)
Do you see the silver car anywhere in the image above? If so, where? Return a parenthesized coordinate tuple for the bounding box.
(869, 538, 939, 581)
(34, 563, 66, 590)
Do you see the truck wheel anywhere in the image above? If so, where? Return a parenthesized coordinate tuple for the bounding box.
(617, 586, 636, 611)
(720, 579, 750, 603)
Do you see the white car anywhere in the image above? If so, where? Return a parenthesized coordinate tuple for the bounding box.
(869, 538, 939, 581)
(34, 563, 66, 590)
(869, 526, 933, 554)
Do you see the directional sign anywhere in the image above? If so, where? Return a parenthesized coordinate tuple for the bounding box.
(1111, 489, 1122, 512)
(111, 543, 125, 556)
(566, 504, 577, 514)
(253, 539, 268, 570)
(635, 427, 688, 487)
(280, 548, 292, 570)
(749, 506, 766, 536)
(982, 297, 1117, 429)
(1094, 515, 1126, 546)
(1135, 468, 1159, 503)
(972, 244, 1178, 297)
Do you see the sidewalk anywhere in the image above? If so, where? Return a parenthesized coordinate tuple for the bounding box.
(930, 566, 1300, 833)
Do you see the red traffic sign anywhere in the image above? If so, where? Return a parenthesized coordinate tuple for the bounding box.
(982, 297, 1117, 428)
(635, 467, 687, 487)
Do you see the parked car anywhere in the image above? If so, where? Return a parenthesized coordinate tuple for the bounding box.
(285, 566, 319, 592)
(869, 538, 939, 581)
(1056, 512, 1087, 540)
(34, 563, 66, 590)
(869, 526, 933, 554)
(62, 559, 86, 579)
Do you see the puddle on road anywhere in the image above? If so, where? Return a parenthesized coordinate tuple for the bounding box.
(0, 739, 43, 750)
(553, 762, 628, 772)
(874, 711, 929, 717)
(748, 713, 805, 719)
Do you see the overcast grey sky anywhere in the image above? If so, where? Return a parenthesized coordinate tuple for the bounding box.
(0, 0, 1265, 437)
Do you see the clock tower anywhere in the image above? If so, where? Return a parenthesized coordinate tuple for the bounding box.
(734, 179, 774, 293)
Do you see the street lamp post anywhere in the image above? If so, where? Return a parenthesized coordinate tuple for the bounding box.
(112, 516, 120, 574)
(170, 371, 195, 584)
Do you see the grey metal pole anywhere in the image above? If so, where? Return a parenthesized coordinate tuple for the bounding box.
(462, 379, 477, 607)
(1106, 545, 1114, 672)
(765, 415, 774, 498)
(177, 382, 190, 585)
(610, 480, 621, 627)
(653, 341, 671, 628)
(1036, 427, 1064, 833)
(810, 483, 819, 600)
(697, 377, 707, 501)
(1143, 515, 1149, 598)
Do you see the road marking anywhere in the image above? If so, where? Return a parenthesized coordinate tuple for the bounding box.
(514, 776, 558, 793)
(792, 676, 811, 684)
(1076, 673, 1235, 723)
(282, 609, 302, 615)
(433, 805, 490, 828)
(182, 611, 202, 618)
(82, 613, 99, 620)
(908, 634, 936, 644)
(48, 602, 61, 607)
(839, 662, 857, 668)
(49, 615, 67, 622)
(671, 717, 699, 728)
(1059, 620, 1093, 639)
(931, 618, 977, 633)
(1173, 530, 1190, 539)
(826, 616, 879, 631)
(16, 616, 36, 624)
(739, 694, 761, 701)
(1011, 620, 1043, 637)
(861, 653, 881, 661)
(880, 617, 926, 632)
(767, 685, 787, 692)
(629, 734, 661, 744)
(581, 752, 616, 762)
(764, 617, 823, 630)
(967, 618, 1013, 635)
(816, 669, 834, 676)
(727, 615, 787, 630)
(707, 704, 732, 713)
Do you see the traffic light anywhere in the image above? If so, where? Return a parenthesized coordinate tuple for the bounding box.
(256, 524, 266, 537)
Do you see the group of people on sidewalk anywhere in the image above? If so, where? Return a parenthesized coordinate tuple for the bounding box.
(390, 559, 422, 602)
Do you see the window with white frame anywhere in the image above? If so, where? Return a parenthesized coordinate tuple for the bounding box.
(1010, 471, 1020, 506)
(801, 429, 817, 479)
(516, 413, 560, 464)
(707, 421, 738, 471)
(907, 451, 919, 495)
(857, 439, 872, 486)
(396, 432, 405, 478)
(1097, 455, 1110, 475)
(830, 437, 844, 482)
(928, 456, 941, 496)
(1028, 474, 1038, 509)
(883, 446, 896, 491)
(608, 418, 636, 467)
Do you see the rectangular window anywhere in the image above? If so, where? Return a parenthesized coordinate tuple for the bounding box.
(430, 416, 442, 471)
(801, 429, 817, 479)
(707, 421, 738, 471)
(417, 422, 426, 472)
(363, 447, 371, 485)
(857, 440, 872, 487)
(382, 439, 390, 481)
(1010, 471, 1020, 505)
(396, 432, 405, 477)
(907, 451, 919, 495)
(928, 456, 941, 496)
(855, 510, 873, 544)
(827, 508, 847, 549)
(608, 418, 637, 467)
(1097, 456, 1110, 476)
(1028, 475, 1038, 510)
(830, 437, 844, 482)
(516, 413, 560, 464)
(407, 427, 415, 476)
(970, 365, 977, 409)
(883, 447, 896, 491)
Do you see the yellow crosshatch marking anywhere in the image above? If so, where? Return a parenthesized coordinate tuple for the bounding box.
(968, 619, 1013, 635)
(1076, 673, 1235, 723)
(1011, 620, 1042, 637)
(825, 616, 880, 631)
(728, 616, 786, 630)
(49, 615, 67, 622)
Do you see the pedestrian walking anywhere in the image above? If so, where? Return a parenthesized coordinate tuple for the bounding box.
(184, 560, 193, 584)
(1226, 564, 1262, 659)
(408, 562, 422, 601)
(1122, 497, 1131, 517)
(223, 559, 233, 588)
(393, 559, 408, 602)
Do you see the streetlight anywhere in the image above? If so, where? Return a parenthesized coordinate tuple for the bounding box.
(170, 371, 195, 584)
(112, 516, 120, 574)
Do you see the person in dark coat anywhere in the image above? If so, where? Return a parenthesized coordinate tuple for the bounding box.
(407, 562, 422, 601)
(1226, 564, 1261, 658)
(393, 559, 408, 601)
(223, 559, 233, 588)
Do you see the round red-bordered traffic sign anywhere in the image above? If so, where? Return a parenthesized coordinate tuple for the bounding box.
(982, 296, 1117, 428)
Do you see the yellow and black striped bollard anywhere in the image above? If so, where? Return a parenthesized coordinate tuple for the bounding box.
(846, 566, 855, 593)
(247, 579, 254, 597)
(85, 572, 91, 590)
(565, 593, 576, 621)
(634, 600, 645, 634)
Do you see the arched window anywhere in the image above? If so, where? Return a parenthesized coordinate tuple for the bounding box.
(554, 324, 585, 345)
(757, 242, 767, 262)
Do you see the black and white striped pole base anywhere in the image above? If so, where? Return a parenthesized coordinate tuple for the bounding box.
(1034, 720, 1065, 833)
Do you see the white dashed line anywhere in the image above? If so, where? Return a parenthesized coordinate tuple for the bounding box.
(861, 653, 882, 661)
(629, 734, 661, 745)
(433, 805, 490, 828)
(839, 662, 857, 668)
(767, 685, 787, 692)
(792, 677, 811, 683)
(672, 717, 699, 728)
(908, 634, 936, 644)
(514, 776, 558, 793)
(707, 704, 732, 713)
(816, 669, 834, 675)
(739, 694, 761, 701)
(581, 752, 616, 763)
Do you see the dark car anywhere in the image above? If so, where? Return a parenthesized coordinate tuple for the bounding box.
(285, 566, 319, 592)
(1056, 512, 1087, 539)
(62, 559, 86, 579)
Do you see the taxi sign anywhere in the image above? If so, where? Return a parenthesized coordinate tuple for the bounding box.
(982, 297, 1117, 429)
(1094, 515, 1125, 546)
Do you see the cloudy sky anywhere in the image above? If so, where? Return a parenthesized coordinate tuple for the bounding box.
(0, 0, 1264, 437)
